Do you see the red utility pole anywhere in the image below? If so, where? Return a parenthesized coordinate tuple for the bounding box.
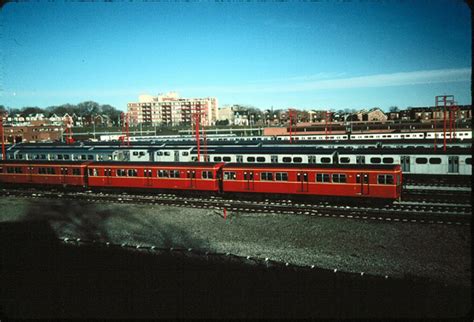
(195, 110, 201, 162)
(435, 95, 454, 152)
(119, 112, 131, 147)
(288, 109, 296, 144)
(65, 115, 75, 144)
(0, 113, 6, 160)
(325, 110, 332, 140)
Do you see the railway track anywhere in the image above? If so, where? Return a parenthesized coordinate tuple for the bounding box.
(1, 187, 470, 226)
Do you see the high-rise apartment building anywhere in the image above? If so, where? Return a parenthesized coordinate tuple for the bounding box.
(127, 92, 218, 126)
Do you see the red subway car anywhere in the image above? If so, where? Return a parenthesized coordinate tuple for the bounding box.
(86, 162, 224, 192)
(221, 163, 402, 199)
(0, 161, 88, 187)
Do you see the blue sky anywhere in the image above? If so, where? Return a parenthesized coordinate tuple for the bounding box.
(0, 0, 471, 112)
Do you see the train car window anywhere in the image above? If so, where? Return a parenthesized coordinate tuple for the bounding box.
(340, 157, 350, 163)
(275, 172, 288, 181)
(282, 157, 292, 163)
(247, 157, 256, 162)
(127, 169, 137, 177)
(73, 169, 81, 176)
(370, 157, 381, 164)
(88, 155, 94, 160)
(18, 154, 23, 160)
(293, 157, 302, 163)
(202, 171, 213, 179)
(182, 152, 189, 156)
(257, 157, 266, 162)
(316, 173, 330, 182)
(117, 169, 126, 176)
(57, 154, 63, 160)
(223, 171, 236, 180)
(261, 172, 274, 181)
(466, 158, 472, 165)
(415, 158, 428, 164)
(378, 175, 394, 184)
(0, 167, 2, 173)
(383, 157, 394, 164)
(213, 157, 222, 162)
(133, 152, 138, 156)
(6, 167, 13, 173)
(47, 168, 55, 175)
(223, 157, 231, 162)
(64, 155, 70, 160)
(308, 156, 317, 164)
(157, 152, 163, 156)
(158, 170, 170, 178)
(429, 158, 442, 164)
(332, 174, 347, 183)
(320, 157, 331, 164)
(186, 171, 196, 179)
(170, 170, 180, 178)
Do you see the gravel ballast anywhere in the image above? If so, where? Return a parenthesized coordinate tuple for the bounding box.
(0, 196, 470, 287)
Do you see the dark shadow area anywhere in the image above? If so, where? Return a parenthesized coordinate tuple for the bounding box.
(0, 221, 471, 319)
(20, 198, 211, 251)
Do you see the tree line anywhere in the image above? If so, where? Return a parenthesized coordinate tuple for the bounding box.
(0, 101, 122, 121)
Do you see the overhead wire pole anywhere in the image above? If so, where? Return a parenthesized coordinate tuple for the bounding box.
(119, 112, 131, 147)
(325, 110, 332, 140)
(288, 108, 296, 144)
(435, 95, 454, 152)
(193, 106, 201, 162)
(65, 115, 75, 144)
(0, 112, 6, 160)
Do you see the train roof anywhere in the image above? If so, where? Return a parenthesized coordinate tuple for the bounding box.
(222, 163, 400, 170)
(0, 160, 224, 167)
(335, 147, 472, 155)
(0, 160, 89, 166)
(199, 146, 471, 155)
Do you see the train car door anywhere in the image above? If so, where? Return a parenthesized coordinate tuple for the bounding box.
(297, 172, 309, 192)
(60, 167, 67, 184)
(144, 169, 152, 187)
(356, 173, 370, 195)
(105, 168, 112, 185)
(401, 156, 410, 172)
(27, 166, 34, 183)
(174, 151, 179, 162)
(187, 170, 196, 188)
(448, 156, 459, 173)
(244, 171, 254, 191)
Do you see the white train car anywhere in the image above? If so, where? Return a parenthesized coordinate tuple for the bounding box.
(337, 148, 472, 176)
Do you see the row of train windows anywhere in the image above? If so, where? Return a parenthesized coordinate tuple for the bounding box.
(156, 152, 190, 157)
(0, 167, 82, 175)
(214, 156, 331, 163)
(222, 171, 394, 185)
(16, 154, 99, 161)
(87, 169, 214, 179)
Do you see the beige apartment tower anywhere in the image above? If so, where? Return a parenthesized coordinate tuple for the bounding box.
(127, 92, 218, 126)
